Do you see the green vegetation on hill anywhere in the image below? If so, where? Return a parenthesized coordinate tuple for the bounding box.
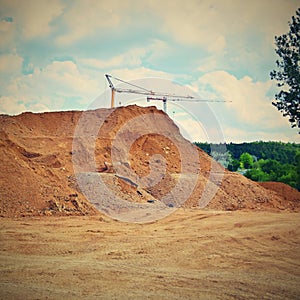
(195, 141, 300, 190)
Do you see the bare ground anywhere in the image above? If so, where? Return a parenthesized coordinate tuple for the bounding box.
(1, 106, 300, 299)
(1, 210, 299, 299)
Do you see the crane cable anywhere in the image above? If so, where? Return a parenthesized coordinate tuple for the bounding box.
(108, 74, 153, 93)
(106, 74, 231, 103)
(170, 98, 231, 102)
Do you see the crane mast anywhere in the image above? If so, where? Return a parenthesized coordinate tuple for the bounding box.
(105, 74, 116, 108)
(147, 96, 167, 112)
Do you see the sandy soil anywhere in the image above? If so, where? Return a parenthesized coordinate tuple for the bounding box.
(1, 210, 299, 299)
(258, 182, 300, 202)
(1, 106, 299, 299)
(1, 106, 299, 218)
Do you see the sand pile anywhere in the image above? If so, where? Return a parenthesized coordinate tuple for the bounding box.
(0, 105, 299, 217)
(258, 182, 300, 203)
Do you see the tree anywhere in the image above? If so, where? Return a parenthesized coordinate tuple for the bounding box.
(245, 168, 269, 182)
(296, 152, 300, 190)
(260, 159, 281, 175)
(211, 150, 232, 168)
(228, 159, 240, 172)
(239, 152, 254, 169)
(270, 8, 300, 132)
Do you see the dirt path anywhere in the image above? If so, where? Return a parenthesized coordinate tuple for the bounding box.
(0, 210, 300, 299)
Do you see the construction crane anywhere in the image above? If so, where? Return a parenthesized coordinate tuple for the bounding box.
(105, 74, 229, 113)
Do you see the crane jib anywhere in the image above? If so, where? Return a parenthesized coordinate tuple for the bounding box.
(105, 74, 230, 113)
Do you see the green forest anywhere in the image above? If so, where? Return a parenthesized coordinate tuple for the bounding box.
(194, 141, 300, 190)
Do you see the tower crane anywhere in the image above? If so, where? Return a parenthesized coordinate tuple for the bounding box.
(105, 74, 229, 113)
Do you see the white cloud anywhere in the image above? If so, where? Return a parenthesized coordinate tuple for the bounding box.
(207, 35, 226, 54)
(173, 113, 209, 142)
(197, 56, 218, 73)
(0, 95, 51, 115)
(54, 0, 285, 52)
(55, 0, 123, 45)
(0, 53, 23, 74)
(27, 102, 50, 113)
(193, 70, 299, 142)
(148, 0, 299, 53)
(197, 71, 285, 127)
(111, 67, 175, 82)
(0, 96, 26, 115)
(222, 124, 298, 143)
(8, 60, 99, 97)
(0, 0, 298, 143)
(80, 39, 174, 74)
(0, 0, 64, 39)
(0, 18, 15, 49)
(0, 18, 13, 32)
(153, 1, 227, 51)
(81, 57, 124, 70)
(1, 60, 102, 114)
(80, 47, 147, 70)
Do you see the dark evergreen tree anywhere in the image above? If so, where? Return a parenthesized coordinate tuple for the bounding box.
(270, 8, 300, 131)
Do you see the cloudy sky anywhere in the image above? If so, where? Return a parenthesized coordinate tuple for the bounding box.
(0, 0, 299, 143)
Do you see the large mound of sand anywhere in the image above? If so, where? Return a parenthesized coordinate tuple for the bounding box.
(1, 105, 299, 217)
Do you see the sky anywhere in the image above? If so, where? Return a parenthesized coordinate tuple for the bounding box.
(0, 0, 299, 143)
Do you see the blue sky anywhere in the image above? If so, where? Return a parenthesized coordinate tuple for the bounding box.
(0, 0, 299, 142)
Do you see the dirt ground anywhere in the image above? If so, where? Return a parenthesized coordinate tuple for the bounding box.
(1, 210, 299, 299)
(1, 106, 299, 299)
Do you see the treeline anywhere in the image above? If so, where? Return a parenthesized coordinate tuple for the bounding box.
(194, 141, 300, 190)
(195, 141, 299, 165)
